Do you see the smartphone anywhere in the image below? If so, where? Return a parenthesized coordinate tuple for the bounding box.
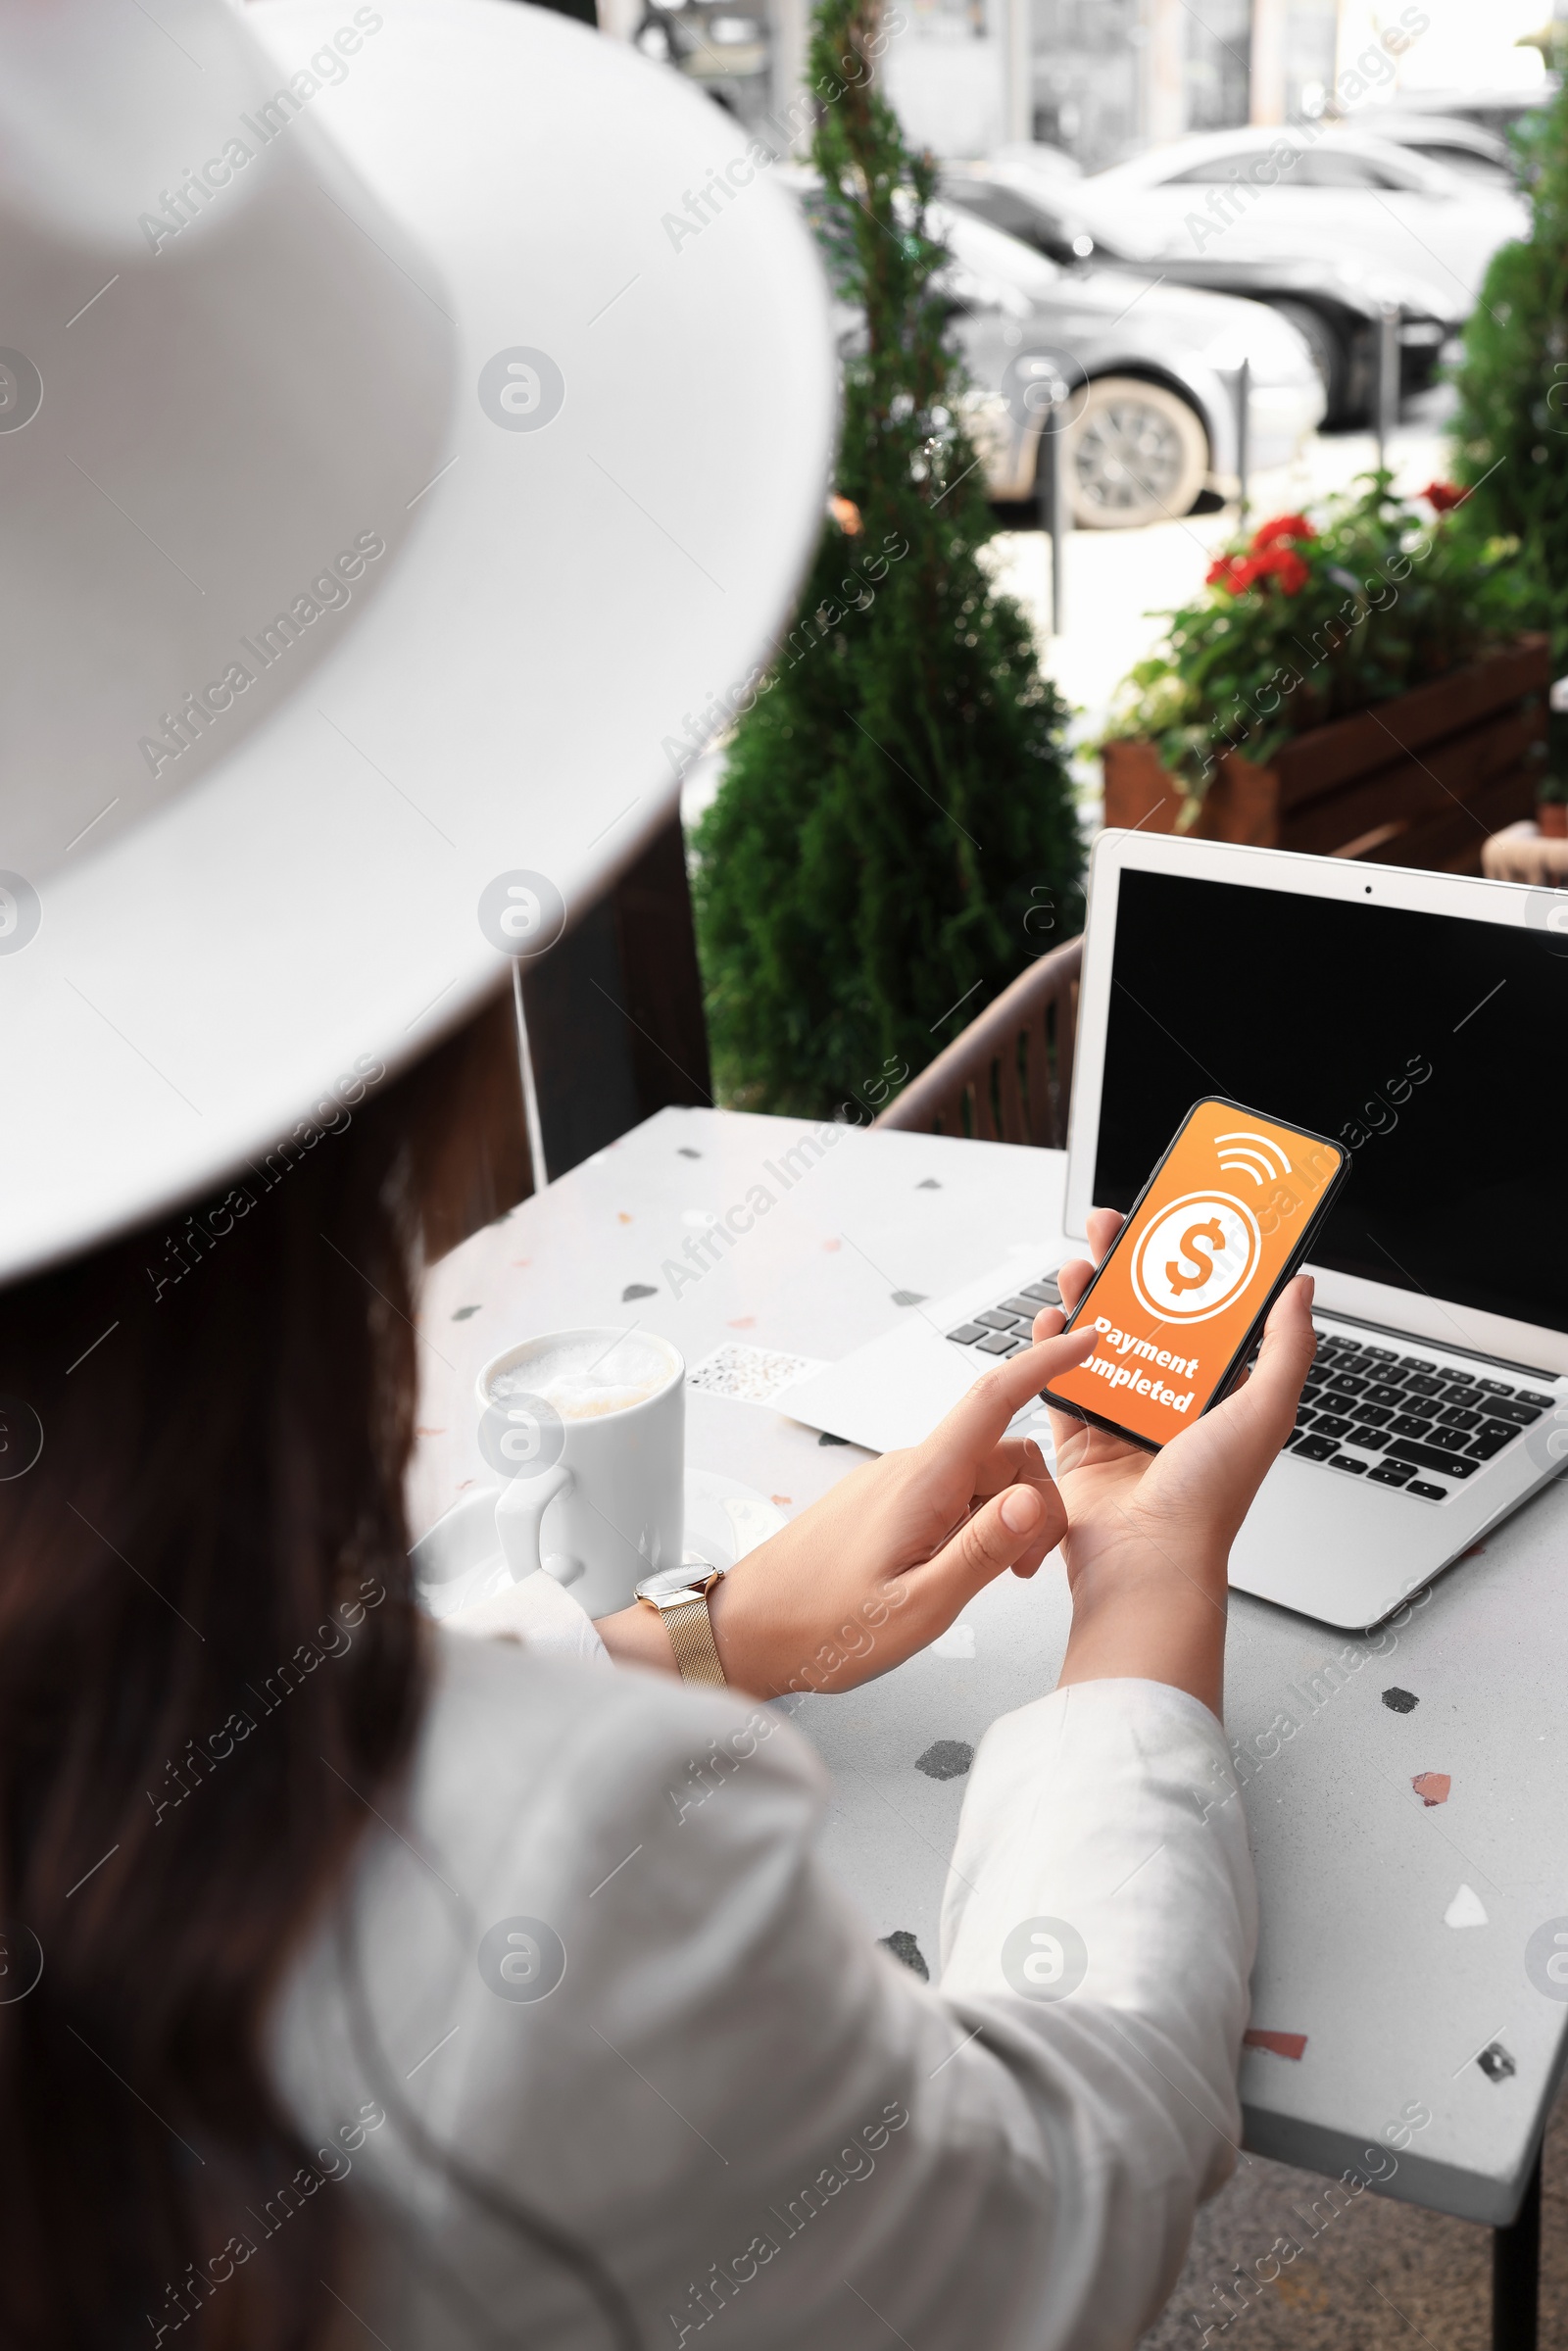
(1041, 1097, 1349, 1452)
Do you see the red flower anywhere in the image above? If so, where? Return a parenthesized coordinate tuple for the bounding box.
(1260, 546, 1310, 595)
(1206, 545, 1309, 596)
(1422, 479, 1467, 513)
(1250, 513, 1315, 551)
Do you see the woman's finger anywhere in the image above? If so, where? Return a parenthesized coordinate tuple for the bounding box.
(924, 1323, 1097, 1461)
(970, 1436, 1051, 1499)
(1006, 1494, 1068, 1579)
(1211, 1274, 1316, 1445)
(1085, 1206, 1125, 1261)
(1033, 1282, 1093, 1482)
(970, 1440, 1063, 1578)
(1024, 1299, 1109, 1454)
(902, 1477, 1068, 1627)
(1055, 1209, 1126, 1314)
(1140, 1277, 1317, 1558)
(965, 1437, 1062, 1579)
(1054, 1258, 1094, 1316)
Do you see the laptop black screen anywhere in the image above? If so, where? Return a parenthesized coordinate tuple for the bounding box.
(1093, 868, 1568, 1337)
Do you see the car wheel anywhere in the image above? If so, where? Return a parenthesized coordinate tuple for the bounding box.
(1059, 378, 1208, 529)
(1267, 300, 1348, 418)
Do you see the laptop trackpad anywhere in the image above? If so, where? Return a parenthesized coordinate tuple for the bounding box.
(1230, 1452, 1445, 1631)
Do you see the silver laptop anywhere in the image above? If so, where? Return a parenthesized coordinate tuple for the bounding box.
(781, 832, 1568, 1631)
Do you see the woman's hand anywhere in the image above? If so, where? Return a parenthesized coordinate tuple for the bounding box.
(595, 1323, 1100, 1700)
(1042, 1207, 1317, 1717)
(597, 1214, 1315, 1717)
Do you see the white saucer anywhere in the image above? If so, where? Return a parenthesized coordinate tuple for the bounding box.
(409, 1468, 789, 1622)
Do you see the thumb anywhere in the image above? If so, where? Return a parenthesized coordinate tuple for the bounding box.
(902, 1477, 1068, 1635)
(1226, 1273, 1317, 1443)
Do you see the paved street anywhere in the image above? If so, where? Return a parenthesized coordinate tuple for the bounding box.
(1139, 2080, 1568, 2350)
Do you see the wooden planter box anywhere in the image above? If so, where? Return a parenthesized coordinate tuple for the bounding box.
(1102, 634, 1550, 871)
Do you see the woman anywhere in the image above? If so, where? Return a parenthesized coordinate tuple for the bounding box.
(1, 7, 1312, 2333)
(0, 1031, 1312, 2349)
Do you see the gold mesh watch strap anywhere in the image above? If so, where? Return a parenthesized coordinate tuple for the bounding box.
(660, 1592, 726, 1687)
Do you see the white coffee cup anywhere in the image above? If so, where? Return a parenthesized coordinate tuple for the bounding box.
(474, 1327, 685, 1618)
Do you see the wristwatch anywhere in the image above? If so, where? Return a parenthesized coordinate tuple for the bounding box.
(633, 1554, 729, 1687)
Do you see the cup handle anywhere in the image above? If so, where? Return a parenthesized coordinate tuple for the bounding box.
(495, 1465, 574, 1586)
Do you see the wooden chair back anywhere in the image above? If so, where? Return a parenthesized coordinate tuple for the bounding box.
(873, 936, 1082, 1148)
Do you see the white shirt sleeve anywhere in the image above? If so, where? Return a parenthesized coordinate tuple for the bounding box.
(933, 1678, 1258, 2346)
(272, 1646, 1252, 2351)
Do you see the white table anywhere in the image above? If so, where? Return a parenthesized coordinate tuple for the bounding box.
(413, 1104, 1568, 2270)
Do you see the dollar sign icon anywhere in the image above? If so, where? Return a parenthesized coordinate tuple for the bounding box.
(1133, 1195, 1258, 1322)
(1166, 1217, 1226, 1298)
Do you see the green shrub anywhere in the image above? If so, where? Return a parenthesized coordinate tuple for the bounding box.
(690, 0, 1080, 1119)
(1447, 76, 1568, 798)
(1100, 477, 1512, 821)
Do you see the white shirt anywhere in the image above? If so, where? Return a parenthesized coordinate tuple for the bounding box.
(270, 1573, 1255, 2349)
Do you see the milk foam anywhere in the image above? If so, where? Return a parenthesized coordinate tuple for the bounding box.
(489, 1336, 673, 1422)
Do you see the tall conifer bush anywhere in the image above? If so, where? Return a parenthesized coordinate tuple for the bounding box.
(1447, 75, 1568, 794)
(691, 0, 1081, 1117)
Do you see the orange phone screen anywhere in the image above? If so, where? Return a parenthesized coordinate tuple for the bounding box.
(1048, 1100, 1344, 1446)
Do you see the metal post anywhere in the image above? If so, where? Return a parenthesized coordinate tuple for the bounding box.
(1232, 358, 1250, 522)
(1023, 353, 1078, 639)
(1049, 401, 1068, 639)
(1493, 2147, 1542, 2351)
(1376, 300, 1400, 474)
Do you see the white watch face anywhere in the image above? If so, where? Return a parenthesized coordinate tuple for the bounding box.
(634, 1554, 724, 1605)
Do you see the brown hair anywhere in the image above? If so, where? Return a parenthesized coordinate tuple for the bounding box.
(0, 1003, 541, 2346)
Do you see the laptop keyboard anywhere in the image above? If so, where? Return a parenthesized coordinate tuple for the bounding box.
(946, 1281, 1557, 1505)
(946, 1274, 1064, 1355)
(1286, 1330, 1554, 1502)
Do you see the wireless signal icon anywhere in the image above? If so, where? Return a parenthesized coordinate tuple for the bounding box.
(1215, 1130, 1293, 1187)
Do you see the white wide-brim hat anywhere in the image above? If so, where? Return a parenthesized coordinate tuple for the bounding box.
(0, 0, 835, 1285)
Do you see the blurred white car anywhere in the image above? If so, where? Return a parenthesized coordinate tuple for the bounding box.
(1350, 111, 1516, 185)
(987, 138, 1083, 183)
(933, 202, 1325, 525)
(945, 162, 1459, 426)
(1069, 126, 1527, 316)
